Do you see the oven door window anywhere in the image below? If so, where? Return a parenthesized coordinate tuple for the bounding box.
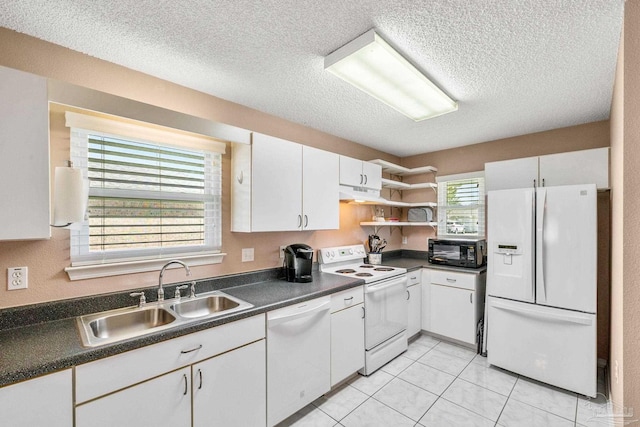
(364, 276, 408, 349)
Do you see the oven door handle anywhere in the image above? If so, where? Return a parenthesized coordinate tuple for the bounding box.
(365, 278, 406, 294)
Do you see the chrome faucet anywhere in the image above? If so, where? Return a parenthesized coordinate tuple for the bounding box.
(158, 260, 191, 302)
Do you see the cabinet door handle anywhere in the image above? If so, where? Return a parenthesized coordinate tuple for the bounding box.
(360, 174, 364, 185)
(533, 179, 537, 188)
(182, 373, 188, 396)
(407, 290, 410, 300)
(446, 278, 457, 283)
(542, 178, 545, 187)
(361, 306, 366, 319)
(197, 369, 203, 390)
(237, 170, 244, 184)
(304, 215, 308, 228)
(297, 215, 302, 228)
(470, 293, 473, 304)
(364, 174, 368, 185)
(181, 344, 203, 354)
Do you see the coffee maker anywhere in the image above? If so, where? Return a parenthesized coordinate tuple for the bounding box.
(284, 243, 313, 283)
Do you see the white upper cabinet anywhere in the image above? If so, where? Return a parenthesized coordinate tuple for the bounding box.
(485, 148, 609, 192)
(339, 155, 382, 191)
(484, 157, 539, 192)
(250, 133, 302, 232)
(539, 148, 609, 188)
(232, 133, 339, 232)
(303, 146, 340, 230)
(0, 66, 50, 240)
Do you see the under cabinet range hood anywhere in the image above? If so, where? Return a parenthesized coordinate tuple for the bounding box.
(339, 185, 386, 203)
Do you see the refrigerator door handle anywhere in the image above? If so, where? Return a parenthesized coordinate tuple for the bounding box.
(537, 188, 547, 303)
(491, 299, 593, 326)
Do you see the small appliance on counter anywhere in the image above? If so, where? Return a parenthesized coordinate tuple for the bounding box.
(284, 243, 314, 282)
(428, 238, 486, 268)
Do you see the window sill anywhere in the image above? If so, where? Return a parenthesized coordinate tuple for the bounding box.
(64, 252, 226, 281)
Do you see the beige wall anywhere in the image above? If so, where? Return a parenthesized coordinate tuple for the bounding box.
(611, 0, 640, 416)
(610, 13, 624, 412)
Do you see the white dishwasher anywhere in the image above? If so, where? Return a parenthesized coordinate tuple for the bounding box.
(267, 295, 331, 426)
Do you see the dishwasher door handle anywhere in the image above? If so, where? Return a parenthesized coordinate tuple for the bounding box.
(267, 300, 331, 328)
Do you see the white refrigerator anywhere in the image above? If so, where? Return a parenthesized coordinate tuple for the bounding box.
(486, 184, 597, 397)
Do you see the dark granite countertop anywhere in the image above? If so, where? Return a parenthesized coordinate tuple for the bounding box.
(0, 270, 363, 387)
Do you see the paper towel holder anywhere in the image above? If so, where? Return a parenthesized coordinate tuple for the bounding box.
(51, 160, 87, 228)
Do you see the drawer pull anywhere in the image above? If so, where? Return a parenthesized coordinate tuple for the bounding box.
(344, 296, 354, 303)
(182, 373, 188, 396)
(410, 276, 417, 281)
(181, 344, 203, 354)
(446, 278, 457, 283)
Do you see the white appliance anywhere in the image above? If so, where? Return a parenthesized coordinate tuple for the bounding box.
(266, 296, 331, 426)
(319, 244, 408, 375)
(486, 184, 597, 397)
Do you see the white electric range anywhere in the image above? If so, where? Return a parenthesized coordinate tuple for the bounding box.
(319, 244, 408, 375)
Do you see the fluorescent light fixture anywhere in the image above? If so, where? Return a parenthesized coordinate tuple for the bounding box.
(324, 29, 458, 121)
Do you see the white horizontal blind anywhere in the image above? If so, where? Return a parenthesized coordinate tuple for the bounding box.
(70, 128, 222, 265)
(437, 172, 485, 237)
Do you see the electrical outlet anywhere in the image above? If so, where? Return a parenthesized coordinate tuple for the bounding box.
(279, 245, 287, 259)
(241, 248, 254, 262)
(7, 267, 28, 290)
(402, 236, 408, 245)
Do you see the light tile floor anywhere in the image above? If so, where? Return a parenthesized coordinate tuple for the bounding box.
(277, 334, 614, 427)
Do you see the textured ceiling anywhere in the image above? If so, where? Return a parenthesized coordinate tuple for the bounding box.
(0, 0, 625, 156)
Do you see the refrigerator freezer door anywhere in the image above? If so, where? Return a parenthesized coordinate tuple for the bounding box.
(536, 185, 597, 313)
(487, 188, 535, 303)
(487, 296, 596, 397)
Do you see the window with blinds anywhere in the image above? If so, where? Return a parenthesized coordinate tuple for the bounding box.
(69, 130, 222, 265)
(437, 173, 485, 237)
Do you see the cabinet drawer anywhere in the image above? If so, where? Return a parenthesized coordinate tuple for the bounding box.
(330, 286, 364, 313)
(407, 271, 421, 286)
(430, 270, 476, 291)
(76, 314, 265, 404)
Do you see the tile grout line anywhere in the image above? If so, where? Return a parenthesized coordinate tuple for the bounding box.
(492, 372, 520, 426)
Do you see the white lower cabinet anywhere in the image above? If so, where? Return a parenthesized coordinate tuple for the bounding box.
(426, 269, 486, 345)
(76, 367, 191, 427)
(193, 340, 266, 427)
(75, 314, 266, 427)
(330, 286, 364, 387)
(407, 271, 422, 338)
(0, 369, 72, 427)
(430, 284, 477, 344)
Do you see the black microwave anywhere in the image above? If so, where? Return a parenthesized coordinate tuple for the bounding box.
(428, 238, 486, 268)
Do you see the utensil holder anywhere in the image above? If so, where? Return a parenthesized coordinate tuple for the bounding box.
(368, 253, 382, 265)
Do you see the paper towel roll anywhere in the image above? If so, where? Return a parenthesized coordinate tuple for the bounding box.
(53, 166, 87, 226)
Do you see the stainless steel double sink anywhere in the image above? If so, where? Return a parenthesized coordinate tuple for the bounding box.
(77, 291, 253, 347)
